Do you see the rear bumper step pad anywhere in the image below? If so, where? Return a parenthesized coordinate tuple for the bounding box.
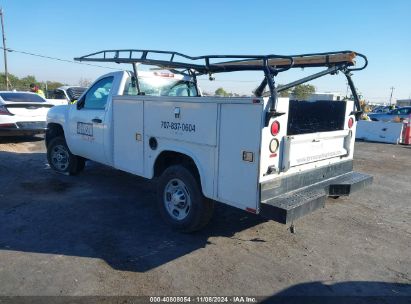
(260, 171, 372, 224)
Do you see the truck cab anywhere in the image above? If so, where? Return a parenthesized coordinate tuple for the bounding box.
(47, 70, 197, 166)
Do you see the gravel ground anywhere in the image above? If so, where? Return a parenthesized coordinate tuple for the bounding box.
(0, 136, 410, 299)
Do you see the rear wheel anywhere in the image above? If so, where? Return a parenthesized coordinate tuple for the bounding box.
(157, 165, 214, 232)
(47, 136, 84, 175)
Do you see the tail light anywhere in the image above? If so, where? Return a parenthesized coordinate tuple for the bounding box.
(269, 138, 279, 153)
(271, 120, 280, 136)
(348, 117, 354, 129)
(0, 105, 12, 115)
(0, 123, 16, 128)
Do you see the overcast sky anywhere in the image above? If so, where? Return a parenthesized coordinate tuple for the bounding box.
(1, 0, 410, 103)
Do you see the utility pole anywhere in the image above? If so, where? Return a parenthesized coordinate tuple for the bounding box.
(389, 86, 395, 106)
(0, 8, 9, 90)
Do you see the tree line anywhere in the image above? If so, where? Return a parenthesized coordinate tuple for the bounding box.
(0, 73, 64, 91)
(0, 73, 92, 92)
(214, 84, 316, 100)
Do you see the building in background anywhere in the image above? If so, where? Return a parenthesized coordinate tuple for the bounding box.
(396, 99, 411, 107)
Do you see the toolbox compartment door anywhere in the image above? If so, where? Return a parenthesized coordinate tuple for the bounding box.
(113, 98, 145, 175)
(217, 103, 263, 210)
(144, 99, 217, 146)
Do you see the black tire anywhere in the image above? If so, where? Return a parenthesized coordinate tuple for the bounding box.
(47, 136, 84, 175)
(157, 165, 214, 232)
(75, 157, 86, 173)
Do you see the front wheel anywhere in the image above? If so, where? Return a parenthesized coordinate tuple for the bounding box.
(157, 165, 214, 232)
(47, 136, 85, 175)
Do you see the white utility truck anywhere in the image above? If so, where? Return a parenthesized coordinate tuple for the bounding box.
(46, 50, 372, 232)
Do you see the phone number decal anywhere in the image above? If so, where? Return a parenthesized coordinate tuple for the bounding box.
(161, 121, 196, 133)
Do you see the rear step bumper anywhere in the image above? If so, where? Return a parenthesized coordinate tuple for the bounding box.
(259, 171, 373, 224)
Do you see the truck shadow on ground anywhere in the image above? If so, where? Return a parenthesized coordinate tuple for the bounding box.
(260, 281, 411, 303)
(0, 151, 266, 273)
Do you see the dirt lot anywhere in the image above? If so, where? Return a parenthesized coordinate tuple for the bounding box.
(0, 136, 410, 299)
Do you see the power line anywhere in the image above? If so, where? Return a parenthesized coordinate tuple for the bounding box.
(0, 47, 121, 71)
(0, 48, 280, 83)
(2, 46, 262, 83)
(0, 47, 376, 97)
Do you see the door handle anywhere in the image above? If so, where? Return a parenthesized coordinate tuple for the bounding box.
(92, 118, 102, 124)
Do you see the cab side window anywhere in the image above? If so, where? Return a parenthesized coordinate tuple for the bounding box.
(83, 77, 114, 110)
(166, 82, 197, 97)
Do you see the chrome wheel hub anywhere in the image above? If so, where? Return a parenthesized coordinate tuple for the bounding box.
(51, 145, 69, 171)
(164, 178, 191, 221)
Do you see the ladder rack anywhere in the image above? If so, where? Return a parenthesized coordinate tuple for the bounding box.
(74, 49, 367, 122)
(74, 49, 367, 75)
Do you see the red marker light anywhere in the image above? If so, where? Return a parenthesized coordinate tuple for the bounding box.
(271, 121, 280, 136)
(348, 117, 354, 129)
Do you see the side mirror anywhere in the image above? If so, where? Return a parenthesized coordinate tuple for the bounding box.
(77, 96, 85, 110)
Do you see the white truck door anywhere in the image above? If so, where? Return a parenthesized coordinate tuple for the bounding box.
(67, 76, 114, 164)
(112, 97, 144, 175)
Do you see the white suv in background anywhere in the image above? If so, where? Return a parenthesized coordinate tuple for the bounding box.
(47, 86, 88, 104)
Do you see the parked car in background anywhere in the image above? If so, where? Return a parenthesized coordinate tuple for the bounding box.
(368, 106, 411, 121)
(0, 91, 53, 136)
(47, 86, 88, 104)
(371, 105, 392, 113)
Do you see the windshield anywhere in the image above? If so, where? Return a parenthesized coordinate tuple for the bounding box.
(123, 76, 198, 97)
(0, 92, 46, 103)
